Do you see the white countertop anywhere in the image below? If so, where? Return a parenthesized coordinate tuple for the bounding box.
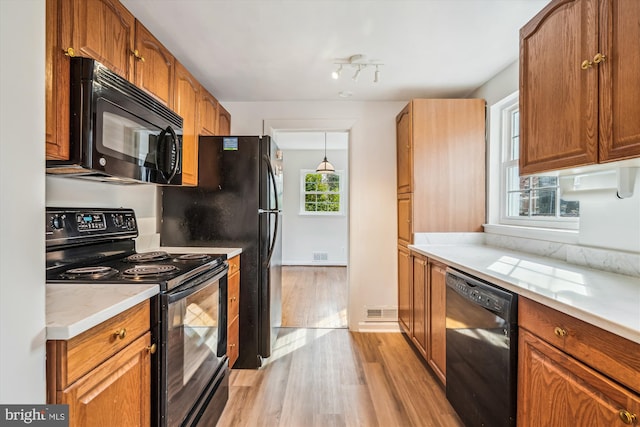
(159, 247, 242, 259)
(409, 243, 640, 344)
(46, 284, 159, 340)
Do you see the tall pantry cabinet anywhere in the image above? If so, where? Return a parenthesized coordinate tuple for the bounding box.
(396, 99, 486, 382)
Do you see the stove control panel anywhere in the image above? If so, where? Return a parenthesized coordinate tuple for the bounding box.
(46, 208, 138, 248)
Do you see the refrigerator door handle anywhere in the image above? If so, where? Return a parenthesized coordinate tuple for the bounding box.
(263, 154, 279, 211)
(263, 154, 280, 266)
(265, 210, 279, 266)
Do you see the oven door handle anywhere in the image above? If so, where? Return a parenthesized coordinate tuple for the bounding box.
(166, 265, 228, 303)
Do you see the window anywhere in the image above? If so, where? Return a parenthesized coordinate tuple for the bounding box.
(300, 170, 343, 215)
(498, 96, 579, 228)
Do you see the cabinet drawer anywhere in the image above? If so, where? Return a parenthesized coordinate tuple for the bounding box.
(228, 255, 240, 276)
(519, 297, 640, 392)
(55, 301, 150, 388)
(228, 270, 240, 322)
(227, 317, 239, 368)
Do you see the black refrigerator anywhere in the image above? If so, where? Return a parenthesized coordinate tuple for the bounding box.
(161, 135, 283, 369)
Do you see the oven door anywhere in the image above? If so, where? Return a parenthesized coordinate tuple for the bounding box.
(159, 266, 228, 427)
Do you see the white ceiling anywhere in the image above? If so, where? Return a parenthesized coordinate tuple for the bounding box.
(121, 0, 549, 102)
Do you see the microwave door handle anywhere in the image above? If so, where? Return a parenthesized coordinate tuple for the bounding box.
(155, 126, 179, 183)
(165, 125, 180, 183)
(154, 127, 168, 180)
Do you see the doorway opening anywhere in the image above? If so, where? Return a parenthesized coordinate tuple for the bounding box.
(270, 128, 350, 329)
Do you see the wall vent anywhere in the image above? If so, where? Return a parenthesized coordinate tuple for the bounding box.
(364, 306, 398, 322)
(313, 251, 328, 261)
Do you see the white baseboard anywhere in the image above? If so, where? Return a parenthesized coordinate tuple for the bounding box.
(283, 261, 347, 267)
(356, 322, 402, 333)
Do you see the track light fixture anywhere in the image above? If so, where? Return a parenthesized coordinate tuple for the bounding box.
(352, 65, 362, 81)
(331, 64, 342, 80)
(331, 54, 383, 84)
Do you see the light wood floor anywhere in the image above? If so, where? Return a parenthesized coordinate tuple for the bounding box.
(218, 328, 463, 427)
(281, 266, 348, 329)
(217, 267, 462, 426)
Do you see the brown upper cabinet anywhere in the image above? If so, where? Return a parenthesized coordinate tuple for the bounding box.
(46, 0, 70, 160)
(199, 88, 219, 136)
(217, 104, 232, 136)
(395, 99, 486, 244)
(519, 0, 640, 175)
(174, 61, 200, 186)
(63, 0, 135, 80)
(133, 22, 174, 107)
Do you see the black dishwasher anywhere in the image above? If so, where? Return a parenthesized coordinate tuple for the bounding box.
(445, 268, 518, 427)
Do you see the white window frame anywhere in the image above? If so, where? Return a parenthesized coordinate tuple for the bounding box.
(299, 169, 345, 216)
(495, 93, 579, 230)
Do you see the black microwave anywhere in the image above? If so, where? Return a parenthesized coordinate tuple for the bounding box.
(46, 57, 183, 185)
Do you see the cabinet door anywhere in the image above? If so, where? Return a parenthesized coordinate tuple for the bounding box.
(133, 21, 174, 106)
(428, 261, 447, 385)
(46, 0, 70, 160)
(599, 0, 640, 162)
(397, 246, 412, 335)
(174, 61, 200, 186)
(68, 0, 135, 80)
(199, 89, 219, 136)
(412, 254, 427, 357)
(519, 0, 599, 174)
(217, 105, 231, 136)
(518, 329, 640, 427)
(396, 104, 412, 194)
(59, 333, 151, 427)
(397, 193, 412, 245)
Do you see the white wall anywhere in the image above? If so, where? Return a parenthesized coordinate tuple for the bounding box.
(0, 0, 46, 403)
(225, 101, 406, 330)
(46, 177, 160, 238)
(281, 148, 348, 265)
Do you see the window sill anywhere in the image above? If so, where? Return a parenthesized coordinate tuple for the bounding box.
(483, 223, 579, 245)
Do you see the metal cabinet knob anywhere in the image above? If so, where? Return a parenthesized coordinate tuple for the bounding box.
(113, 328, 127, 340)
(63, 47, 75, 57)
(593, 53, 606, 64)
(619, 409, 637, 425)
(147, 343, 157, 354)
(553, 326, 567, 337)
(581, 59, 593, 70)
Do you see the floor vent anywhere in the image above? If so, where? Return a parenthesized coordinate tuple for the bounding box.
(365, 306, 398, 322)
(313, 251, 328, 261)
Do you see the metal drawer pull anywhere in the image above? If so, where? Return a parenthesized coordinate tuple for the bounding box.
(113, 328, 127, 340)
(147, 344, 157, 354)
(581, 59, 593, 70)
(619, 409, 637, 425)
(553, 327, 567, 337)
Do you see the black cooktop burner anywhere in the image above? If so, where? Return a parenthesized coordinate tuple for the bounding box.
(125, 251, 171, 263)
(122, 264, 179, 278)
(61, 266, 119, 280)
(175, 253, 211, 262)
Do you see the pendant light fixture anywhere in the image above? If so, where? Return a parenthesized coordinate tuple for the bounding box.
(316, 132, 335, 174)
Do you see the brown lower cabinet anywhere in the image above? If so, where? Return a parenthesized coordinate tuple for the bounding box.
(401, 251, 447, 386)
(226, 254, 240, 368)
(47, 300, 153, 427)
(518, 297, 640, 427)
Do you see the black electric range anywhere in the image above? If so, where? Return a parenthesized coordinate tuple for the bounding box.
(45, 207, 226, 291)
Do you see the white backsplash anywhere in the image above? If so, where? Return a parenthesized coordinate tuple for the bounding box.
(484, 233, 640, 277)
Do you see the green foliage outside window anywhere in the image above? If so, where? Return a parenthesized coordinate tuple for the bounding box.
(303, 173, 341, 212)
